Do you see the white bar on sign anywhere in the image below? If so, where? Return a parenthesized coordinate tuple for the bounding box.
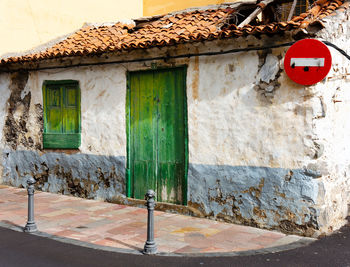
(290, 58, 325, 67)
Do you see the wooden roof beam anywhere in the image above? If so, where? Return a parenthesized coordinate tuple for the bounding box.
(238, 0, 275, 27)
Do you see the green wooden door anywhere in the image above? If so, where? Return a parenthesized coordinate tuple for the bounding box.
(127, 67, 187, 205)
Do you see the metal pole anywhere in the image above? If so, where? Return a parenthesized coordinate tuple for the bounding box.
(23, 177, 37, 233)
(143, 189, 157, 255)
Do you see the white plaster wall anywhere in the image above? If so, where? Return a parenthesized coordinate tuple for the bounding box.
(184, 41, 322, 235)
(0, 73, 11, 146)
(0, 73, 11, 182)
(311, 7, 350, 232)
(186, 51, 313, 169)
(26, 65, 127, 157)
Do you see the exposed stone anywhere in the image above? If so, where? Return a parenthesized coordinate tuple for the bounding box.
(258, 54, 280, 83)
(254, 53, 282, 103)
(3, 71, 32, 150)
(265, 85, 274, 93)
(313, 141, 324, 159)
(303, 166, 322, 179)
(188, 164, 320, 236)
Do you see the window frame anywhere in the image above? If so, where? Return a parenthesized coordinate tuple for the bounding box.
(42, 80, 81, 149)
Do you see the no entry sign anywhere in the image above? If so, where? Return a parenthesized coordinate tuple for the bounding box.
(284, 39, 332, 85)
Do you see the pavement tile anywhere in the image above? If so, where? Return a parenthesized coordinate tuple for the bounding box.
(0, 186, 313, 254)
(53, 229, 81, 237)
(14, 191, 28, 196)
(83, 219, 114, 228)
(250, 234, 285, 246)
(199, 246, 226, 253)
(156, 238, 188, 251)
(93, 237, 143, 250)
(41, 208, 76, 217)
(174, 246, 202, 253)
(267, 235, 303, 248)
(78, 234, 101, 242)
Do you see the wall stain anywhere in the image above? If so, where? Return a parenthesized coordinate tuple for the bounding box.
(241, 178, 265, 198)
(31, 162, 125, 199)
(98, 90, 106, 97)
(191, 55, 199, 100)
(278, 220, 316, 236)
(253, 206, 267, 219)
(33, 162, 49, 186)
(34, 104, 43, 150)
(4, 71, 30, 149)
(3, 72, 43, 150)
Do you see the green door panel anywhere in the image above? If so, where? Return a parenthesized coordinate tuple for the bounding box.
(157, 162, 184, 203)
(156, 68, 186, 203)
(130, 71, 157, 199)
(127, 67, 187, 205)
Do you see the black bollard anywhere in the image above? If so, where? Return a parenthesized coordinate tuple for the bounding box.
(143, 189, 157, 255)
(23, 177, 38, 233)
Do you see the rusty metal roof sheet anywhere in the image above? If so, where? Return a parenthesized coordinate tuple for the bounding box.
(1, 0, 348, 65)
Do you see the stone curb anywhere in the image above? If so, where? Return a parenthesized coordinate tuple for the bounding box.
(0, 221, 316, 257)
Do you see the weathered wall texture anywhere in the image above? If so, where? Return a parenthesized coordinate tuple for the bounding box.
(0, 73, 12, 183)
(184, 8, 350, 236)
(0, 9, 349, 237)
(310, 7, 350, 233)
(186, 47, 322, 236)
(1, 66, 127, 200)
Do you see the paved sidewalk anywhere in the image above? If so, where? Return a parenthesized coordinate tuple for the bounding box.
(0, 185, 314, 255)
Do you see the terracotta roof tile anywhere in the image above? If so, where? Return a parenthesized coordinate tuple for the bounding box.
(1, 0, 347, 65)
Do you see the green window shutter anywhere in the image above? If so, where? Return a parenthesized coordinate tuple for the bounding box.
(46, 85, 63, 133)
(43, 80, 81, 149)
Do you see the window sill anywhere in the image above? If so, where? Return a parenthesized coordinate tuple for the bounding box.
(42, 148, 81, 155)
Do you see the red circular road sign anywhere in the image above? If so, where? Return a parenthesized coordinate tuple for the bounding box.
(284, 39, 332, 85)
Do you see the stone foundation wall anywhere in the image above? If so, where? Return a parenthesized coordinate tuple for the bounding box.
(188, 165, 319, 236)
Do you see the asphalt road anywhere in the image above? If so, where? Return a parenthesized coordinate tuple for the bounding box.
(0, 219, 349, 267)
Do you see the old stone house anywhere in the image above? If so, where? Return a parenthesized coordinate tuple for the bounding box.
(0, 0, 349, 237)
